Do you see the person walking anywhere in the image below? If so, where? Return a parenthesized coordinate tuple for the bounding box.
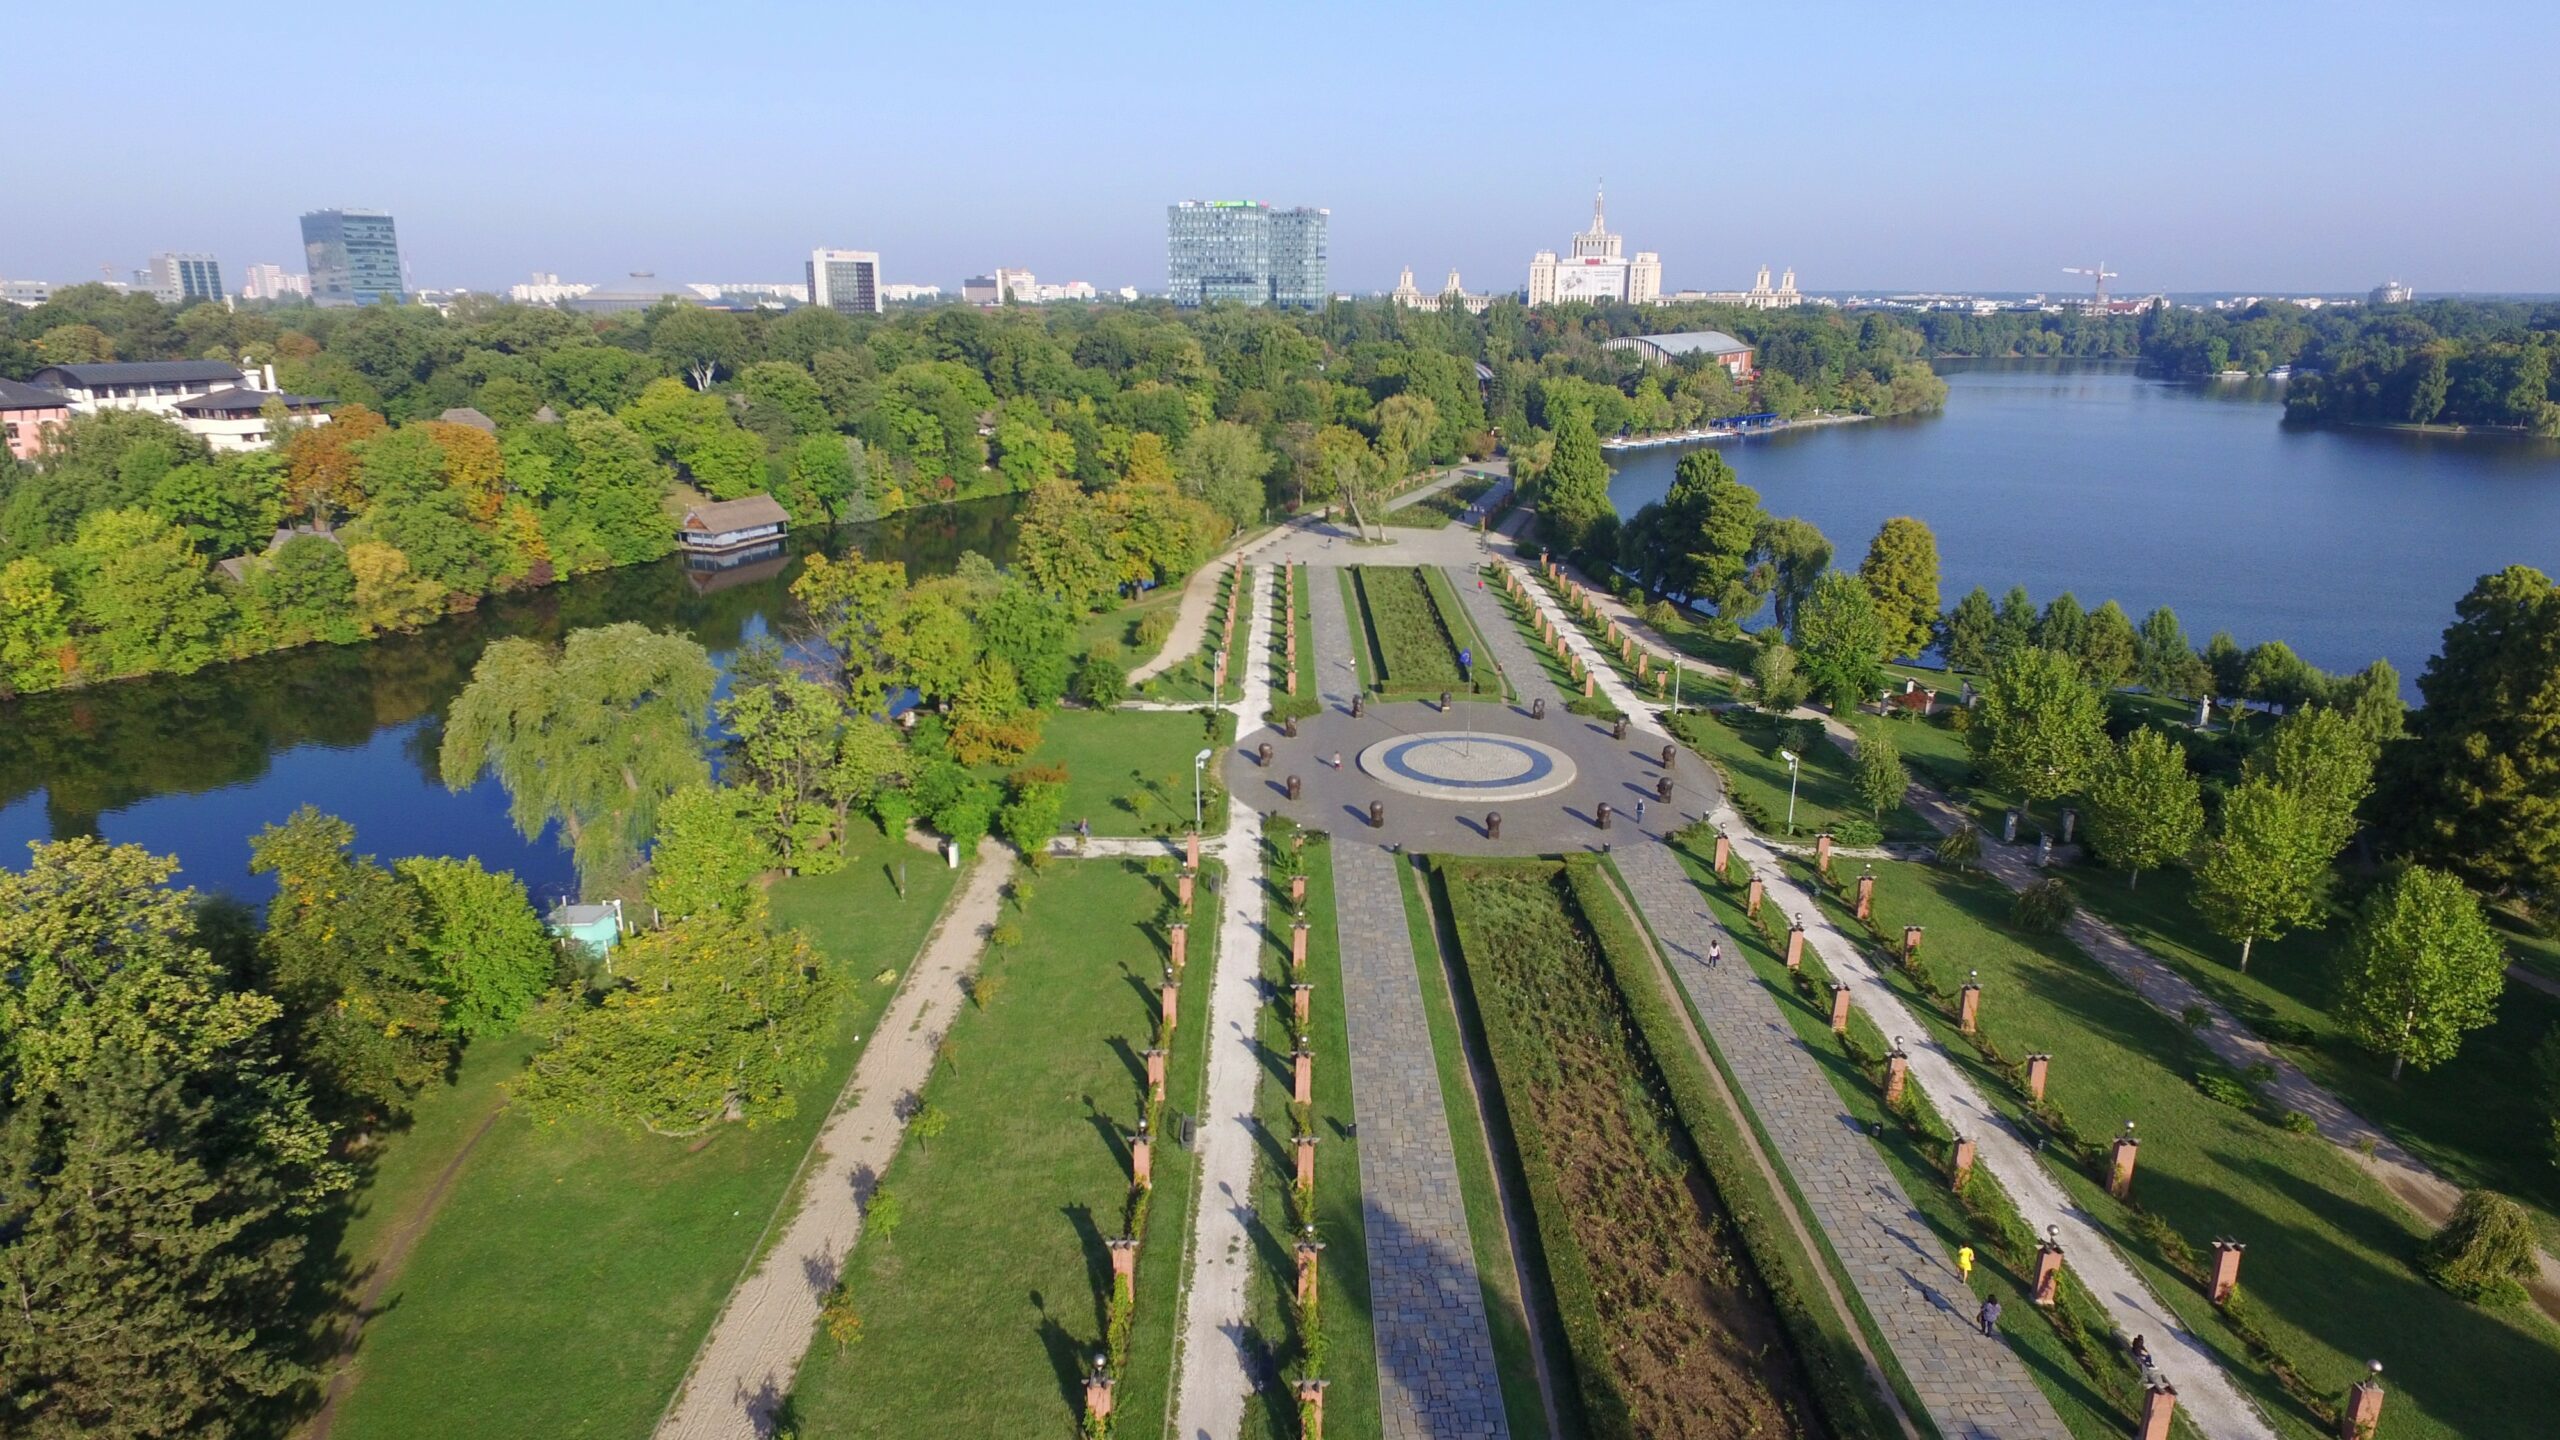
(1332, 750, 1343, 771)
(1956, 1244, 1975, 1288)
(1706, 938, 1722, 969)
(2129, 1334, 2156, 1382)
(1635, 798, 1647, 823)
(1977, 1297, 2002, 1338)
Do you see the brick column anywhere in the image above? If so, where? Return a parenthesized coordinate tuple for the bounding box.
(1186, 830, 1201, 869)
(2109, 1128, 2140, 1199)
(1177, 870, 1195, 911)
(2026, 1052, 2051, 1102)
(1296, 1379, 1329, 1440)
(1161, 972, 1180, 1033)
(1959, 978, 1982, 1035)
(1855, 870, 1876, 922)
(1784, 922, 1805, 970)
(1295, 1234, 1325, 1306)
(2340, 1371, 2384, 1439)
(1712, 830, 1732, 873)
(1291, 919, 1309, 971)
(1291, 873, 1307, 904)
(1168, 921, 1188, 971)
(1951, 1134, 1977, 1189)
(1292, 982, 1313, 1026)
(1085, 1365, 1114, 1424)
(2138, 1383, 2178, 1440)
(2210, 1239, 2246, 1304)
(1884, 1046, 1910, 1106)
(1131, 1124, 1153, 1189)
(1294, 1132, 1317, 1190)
(1746, 875, 1764, 920)
(1107, 1235, 1139, 1289)
(1143, 1047, 1166, 1102)
(1829, 983, 1852, 1034)
(1815, 831, 1834, 873)
(1293, 1041, 1314, 1106)
(1902, 925, 1924, 964)
(2033, 1237, 2064, 1306)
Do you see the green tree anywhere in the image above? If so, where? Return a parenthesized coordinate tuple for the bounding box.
(2243, 705, 2375, 862)
(515, 909, 838, 1136)
(2422, 1190, 2538, 1306)
(1620, 447, 1765, 622)
(1174, 419, 1272, 529)
(1971, 646, 2108, 821)
(999, 775, 1066, 862)
(1753, 516, 1832, 637)
(1854, 722, 1908, 819)
(249, 808, 449, 1116)
(1795, 571, 1890, 711)
(1752, 638, 1809, 712)
(397, 856, 553, 1038)
(2035, 592, 2088, 657)
(2083, 727, 2204, 888)
(720, 671, 849, 867)
(60, 508, 231, 677)
(2134, 606, 2204, 697)
(2338, 865, 2505, 1079)
(2080, 600, 2137, 688)
(2383, 565, 2560, 897)
(2193, 779, 2329, 971)
(438, 623, 717, 894)
(788, 434, 869, 524)
(647, 784, 775, 919)
(1939, 585, 1997, 673)
(1534, 409, 1612, 559)
(0, 556, 72, 694)
(1856, 516, 1939, 658)
(1991, 585, 2037, 660)
(651, 306, 747, 391)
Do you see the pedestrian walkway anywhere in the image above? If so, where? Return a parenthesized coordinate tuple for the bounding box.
(1448, 566, 1556, 707)
(1332, 840, 1510, 1440)
(1171, 565, 1281, 1440)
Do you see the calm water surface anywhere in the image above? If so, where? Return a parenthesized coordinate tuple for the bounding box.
(1608, 360, 2560, 685)
(0, 496, 1020, 904)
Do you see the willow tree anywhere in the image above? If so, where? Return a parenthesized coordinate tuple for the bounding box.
(438, 623, 717, 895)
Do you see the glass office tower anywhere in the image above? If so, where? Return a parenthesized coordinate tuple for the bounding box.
(1166, 201, 1327, 309)
(301, 209, 405, 306)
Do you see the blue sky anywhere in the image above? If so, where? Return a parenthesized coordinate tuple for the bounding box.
(13, 0, 2558, 296)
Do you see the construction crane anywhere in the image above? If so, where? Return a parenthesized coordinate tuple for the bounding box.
(2064, 262, 2119, 312)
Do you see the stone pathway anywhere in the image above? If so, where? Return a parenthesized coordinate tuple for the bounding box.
(656, 842, 1013, 1440)
(1332, 840, 1509, 1440)
(1171, 565, 1280, 1440)
(1448, 565, 1553, 704)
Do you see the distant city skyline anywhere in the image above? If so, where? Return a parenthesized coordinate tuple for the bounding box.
(9, 0, 2559, 297)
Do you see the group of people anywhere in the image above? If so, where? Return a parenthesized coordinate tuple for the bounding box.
(1962, 1242, 2160, 1387)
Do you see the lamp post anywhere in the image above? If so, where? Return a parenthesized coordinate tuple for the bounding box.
(1193, 747, 1214, 831)
(1778, 748, 1803, 835)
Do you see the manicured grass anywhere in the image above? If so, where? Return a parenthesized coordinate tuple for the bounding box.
(1349, 566, 1467, 696)
(2494, 904, 2560, 987)
(2063, 864, 2560, 1245)
(1419, 566, 1515, 702)
(1398, 857, 1559, 1440)
(1668, 707, 1935, 841)
(1242, 826, 1382, 1440)
(1825, 857, 2560, 1440)
(327, 824, 959, 1440)
(1377, 475, 1495, 528)
(1027, 706, 1235, 837)
(789, 857, 1204, 1437)
(1433, 857, 1830, 1437)
(1075, 563, 1252, 705)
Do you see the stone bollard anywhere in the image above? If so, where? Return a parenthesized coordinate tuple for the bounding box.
(2033, 1238, 2064, 1305)
(2340, 1373, 2385, 1440)
(2109, 1129, 2140, 1199)
(1296, 1235, 1325, 1306)
(1532, 696, 1546, 720)
(1287, 773, 1303, 800)
(1293, 1042, 1314, 1106)
(2026, 1052, 2052, 1102)
(1296, 1379, 1329, 1440)
(1187, 830, 1202, 869)
(1292, 919, 1309, 970)
(2061, 807, 2079, 845)
(1816, 831, 1835, 873)
(2210, 1239, 2246, 1304)
(1369, 799, 1385, 829)
(1656, 773, 1674, 801)
(1291, 872, 1307, 904)
(1177, 871, 1195, 911)
(1713, 830, 1732, 873)
(1829, 983, 1853, 1034)
(1161, 974, 1180, 1032)
(1661, 742, 1677, 769)
(1784, 921, 1805, 970)
(1352, 693, 1365, 718)
(1169, 922, 1188, 970)
(2138, 1384, 2178, 1440)
(1855, 870, 1876, 922)
(1283, 714, 1298, 737)
(1441, 690, 1454, 713)
(1144, 1046, 1166, 1101)
(1108, 1235, 1140, 1288)
(1596, 802, 1613, 831)
(1885, 1046, 1910, 1106)
(1132, 1124, 1153, 1188)
(1485, 811, 1503, 839)
(1294, 1132, 1318, 1190)
(2003, 809, 2020, 844)
(1292, 982, 1313, 1026)
(1612, 716, 1629, 741)
(1259, 741, 1275, 768)
(1902, 925, 1924, 964)
(1951, 1134, 1977, 1189)
(1959, 980, 1982, 1034)
(1746, 875, 1764, 919)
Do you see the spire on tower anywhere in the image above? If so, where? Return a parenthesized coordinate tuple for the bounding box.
(1591, 179, 1606, 234)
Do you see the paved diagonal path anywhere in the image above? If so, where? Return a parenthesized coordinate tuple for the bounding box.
(1171, 564, 1280, 1439)
(1316, 565, 1509, 1440)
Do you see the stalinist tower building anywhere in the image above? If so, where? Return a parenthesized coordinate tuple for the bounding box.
(1527, 185, 1661, 306)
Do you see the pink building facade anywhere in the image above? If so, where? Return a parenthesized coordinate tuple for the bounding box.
(0, 379, 70, 461)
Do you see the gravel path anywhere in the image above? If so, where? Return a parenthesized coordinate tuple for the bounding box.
(654, 842, 1014, 1440)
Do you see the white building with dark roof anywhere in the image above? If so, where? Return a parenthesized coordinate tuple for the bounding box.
(25, 361, 329, 451)
(1600, 330, 1758, 382)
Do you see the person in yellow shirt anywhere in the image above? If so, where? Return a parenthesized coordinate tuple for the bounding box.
(1957, 1244, 1976, 1287)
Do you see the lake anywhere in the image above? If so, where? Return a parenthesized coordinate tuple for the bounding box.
(0, 495, 1021, 906)
(1606, 360, 2560, 687)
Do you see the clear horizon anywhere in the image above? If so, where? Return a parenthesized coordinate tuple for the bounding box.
(10, 0, 2557, 299)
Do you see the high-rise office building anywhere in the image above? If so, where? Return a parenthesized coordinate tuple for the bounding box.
(1166, 201, 1328, 309)
(240, 263, 310, 301)
(807, 249, 883, 315)
(301, 209, 405, 306)
(145, 253, 225, 306)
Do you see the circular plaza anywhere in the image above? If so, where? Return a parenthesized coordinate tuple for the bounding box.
(1356, 730, 1579, 803)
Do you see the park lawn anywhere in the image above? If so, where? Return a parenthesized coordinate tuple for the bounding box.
(2494, 904, 2560, 987)
(1074, 584, 1185, 671)
(1377, 475, 1495, 528)
(1401, 858, 1561, 1440)
(327, 824, 959, 1440)
(789, 857, 1200, 1437)
(1026, 705, 1235, 838)
(1421, 565, 1515, 702)
(1348, 566, 1466, 697)
(2062, 864, 2560, 1244)
(1241, 825, 1382, 1440)
(1668, 707, 1935, 842)
(1829, 857, 2560, 1440)
(1882, 710, 1977, 795)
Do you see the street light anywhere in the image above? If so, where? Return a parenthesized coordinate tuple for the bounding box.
(1193, 747, 1215, 831)
(1778, 748, 1803, 834)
